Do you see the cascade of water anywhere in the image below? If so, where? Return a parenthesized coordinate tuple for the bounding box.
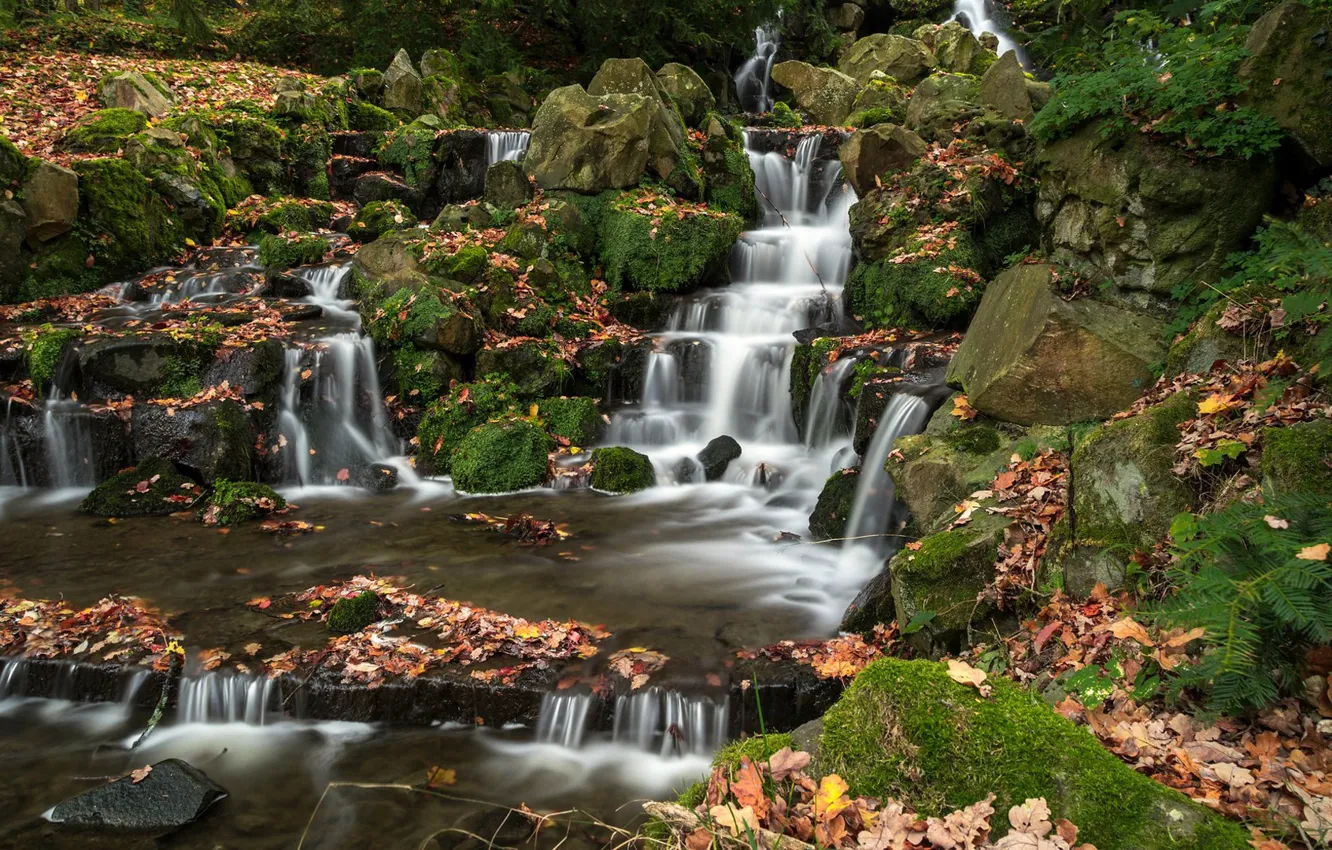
(0, 658, 27, 697)
(612, 689, 729, 757)
(177, 672, 279, 725)
(949, 0, 1026, 65)
(487, 130, 531, 165)
(804, 356, 859, 449)
(120, 669, 152, 705)
(41, 400, 98, 489)
(0, 397, 31, 486)
(534, 692, 594, 748)
(838, 393, 931, 570)
(735, 23, 781, 113)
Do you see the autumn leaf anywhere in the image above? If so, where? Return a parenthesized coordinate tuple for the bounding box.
(425, 766, 457, 788)
(514, 623, 541, 640)
(336, 468, 350, 482)
(1298, 543, 1331, 562)
(709, 804, 759, 834)
(129, 765, 153, 784)
(769, 746, 812, 781)
(731, 759, 770, 818)
(1196, 393, 1237, 416)
(1100, 616, 1155, 647)
(946, 659, 992, 696)
(1264, 515, 1290, 529)
(815, 774, 852, 821)
(951, 395, 978, 421)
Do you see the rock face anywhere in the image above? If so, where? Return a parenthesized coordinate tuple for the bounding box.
(839, 124, 926, 197)
(47, 759, 227, 832)
(484, 160, 534, 208)
(1036, 127, 1275, 303)
(837, 34, 937, 87)
(917, 21, 993, 75)
(657, 63, 715, 127)
(1239, 1, 1332, 168)
(589, 57, 670, 101)
(98, 71, 171, 117)
(771, 61, 859, 126)
(20, 160, 79, 244)
(945, 263, 1165, 426)
(383, 49, 424, 114)
(980, 50, 1049, 121)
(524, 85, 683, 193)
(130, 400, 253, 483)
(905, 72, 981, 142)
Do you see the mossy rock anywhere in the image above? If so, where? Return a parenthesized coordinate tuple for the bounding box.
(73, 157, 184, 276)
(0, 134, 27, 189)
(846, 242, 984, 330)
(591, 446, 656, 493)
(1164, 299, 1258, 378)
(1261, 420, 1332, 498)
(392, 345, 464, 402)
(24, 325, 81, 389)
(327, 591, 380, 634)
(80, 458, 197, 518)
(890, 407, 1018, 533)
(414, 376, 521, 474)
(200, 480, 286, 526)
(600, 203, 743, 293)
(809, 468, 860, 541)
(15, 233, 102, 301)
(889, 512, 1006, 653)
(258, 233, 330, 270)
(475, 341, 566, 397)
(60, 108, 149, 153)
(348, 101, 399, 131)
(351, 200, 414, 241)
(376, 123, 441, 189)
(816, 659, 1250, 849)
(451, 419, 554, 493)
(700, 115, 759, 223)
(537, 397, 603, 445)
(423, 243, 488, 282)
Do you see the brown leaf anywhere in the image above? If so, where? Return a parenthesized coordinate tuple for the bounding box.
(129, 765, 153, 784)
(769, 746, 812, 782)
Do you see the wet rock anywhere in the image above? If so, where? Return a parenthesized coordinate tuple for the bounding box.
(1239, 1, 1332, 169)
(607, 292, 672, 331)
(980, 50, 1049, 122)
(80, 458, 197, 517)
(348, 462, 400, 493)
(837, 34, 937, 87)
(657, 63, 716, 127)
(771, 61, 859, 126)
(353, 172, 423, 211)
(809, 467, 860, 541)
(330, 155, 377, 200)
(383, 49, 424, 115)
(839, 124, 926, 197)
(945, 263, 1165, 426)
(77, 335, 188, 399)
(0, 402, 129, 488)
(20, 160, 79, 245)
(475, 341, 564, 397)
(591, 446, 656, 493)
(0, 198, 23, 296)
(48, 758, 225, 833)
(841, 563, 892, 635)
(697, 435, 742, 481)
(452, 419, 554, 493)
(130, 400, 253, 483)
(98, 70, 172, 117)
(483, 160, 533, 208)
(433, 130, 489, 205)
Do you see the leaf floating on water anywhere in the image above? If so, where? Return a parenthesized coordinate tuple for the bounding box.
(425, 766, 456, 788)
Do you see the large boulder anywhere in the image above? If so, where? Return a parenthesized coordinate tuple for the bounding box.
(47, 759, 227, 833)
(524, 85, 683, 193)
(451, 419, 554, 493)
(588, 57, 670, 102)
(130, 399, 253, 483)
(20, 160, 79, 244)
(483, 160, 533, 208)
(383, 49, 424, 115)
(980, 50, 1049, 122)
(98, 70, 171, 117)
(890, 409, 1018, 533)
(1036, 126, 1275, 304)
(904, 72, 982, 142)
(915, 21, 994, 76)
(771, 61, 859, 126)
(945, 263, 1165, 425)
(657, 63, 716, 127)
(850, 74, 910, 125)
(837, 34, 937, 87)
(1238, 1, 1332, 169)
(80, 458, 198, 518)
(839, 123, 926, 196)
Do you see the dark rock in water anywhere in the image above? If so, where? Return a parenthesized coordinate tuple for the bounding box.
(266, 271, 311, 299)
(793, 325, 839, 346)
(0, 401, 129, 488)
(330, 213, 355, 233)
(840, 563, 893, 635)
(77, 335, 189, 399)
(672, 456, 703, 483)
(353, 172, 423, 212)
(607, 291, 671, 331)
(483, 160, 533, 208)
(433, 130, 488, 206)
(347, 462, 399, 493)
(698, 435, 742, 481)
(47, 758, 227, 833)
(809, 467, 860, 541)
(130, 400, 253, 483)
(754, 462, 786, 490)
(201, 340, 284, 398)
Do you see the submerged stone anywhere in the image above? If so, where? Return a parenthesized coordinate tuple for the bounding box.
(48, 759, 226, 833)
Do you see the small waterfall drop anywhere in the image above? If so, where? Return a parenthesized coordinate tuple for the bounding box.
(804, 356, 858, 450)
(735, 23, 781, 113)
(40, 400, 98, 489)
(535, 692, 593, 748)
(950, 0, 1026, 65)
(612, 689, 728, 757)
(0, 657, 27, 698)
(177, 672, 279, 725)
(486, 130, 531, 165)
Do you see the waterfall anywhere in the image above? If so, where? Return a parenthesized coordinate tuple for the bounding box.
(486, 130, 531, 165)
(41, 400, 98, 489)
(735, 23, 781, 113)
(804, 356, 858, 449)
(0, 657, 27, 698)
(612, 689, 729, 757)
(535, 692, 594, 748)
(177, 672, 279, 725)
(838, 393, 931, 572)
(950, 0, 1027, 65)
(0, 396, 31, 486)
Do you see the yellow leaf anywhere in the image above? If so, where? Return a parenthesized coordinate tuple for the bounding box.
(184, 238, 197, 247)
(529, 403, 539, 417)
(815, 774, 851, 820)
(950, 394, 978, 421)
(514, 623, 541, 639)
(1297, 543, 1331, 562)
(425, 766, 456, 787)
(1197, 393, 1237, 416)
(74, 90, 88, 102)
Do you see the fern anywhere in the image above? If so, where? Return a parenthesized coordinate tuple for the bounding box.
(1152, 494, 1332, 712)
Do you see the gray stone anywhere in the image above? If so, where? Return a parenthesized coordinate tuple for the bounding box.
(420, 49, 459, 80)
(0, 198, 25, 297)
(839, 123, 926, 196)
(770, 61, 859, 126)
(98, 71, 171, 117)
(47, 758, 227, 833)
(1238, 1, 1332, 168)
(20, 160, 79, 244)
(838, 34, 937, 87)
(980, 50, 1048, 122)
(905, 72, 982, 142)
(383, 49, 424, 115)
(656, 63, 716, 127)
(697, 435, 742, 481)
(483, 160, 533, 208)
(588, 57, 672, 102)
(130, 399, 253, 483)
(828, 2, 865, 31)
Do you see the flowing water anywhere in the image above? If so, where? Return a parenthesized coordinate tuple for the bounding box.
(950, 0, 1028, 65)
(486, 130, 531, 165)
(0, 125, 951, 847)
(734, 23, 781, 113)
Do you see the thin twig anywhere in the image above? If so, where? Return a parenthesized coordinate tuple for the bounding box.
(751, 182, 828, 297)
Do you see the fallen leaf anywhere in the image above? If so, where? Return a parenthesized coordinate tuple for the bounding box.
(1298, 543, 1330, 562)
(129, 765, 153, 784)
(946, 659, 992, 696)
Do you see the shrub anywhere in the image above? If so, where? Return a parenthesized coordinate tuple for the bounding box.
(1154, 493, 1332, 712)
(450, 418, 553, 493)
(1029, 12, 1283, 159)
(327, 591, 379, 634)
(590, 446, 656, 493)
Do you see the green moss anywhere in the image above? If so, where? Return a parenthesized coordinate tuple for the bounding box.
(942, 424, 1003, 455)
(1261, 421, 1332, 498)
(351, 200, 413, 241)
(0, 134, 27, 189)
(80, 458, 197, 518)
(849, 359, 900, 399)
(847, 241, 985, 330)
(537, 396, 601, 444)
(364, 285, 454, 348)
(770, 101, 802, 128)
(255, 198, 336, 235)
(376, 123, 440, 189)
(848, 107, 901, 128)
(201, 479, 286, 525)
(424, 243, 488, 282)
(61, 108, 148, 153)
(975, 205, 1038, 274)
(451, 418, 554, 493)
(327, 591, 380, 634)
(392, 345, 461, 401)
(348, 100, 399, 131)
(818, 659, 1249, 849)
(706, 143, 760, 221)
(590, 446, 656, 493)
(258, 233, 330, 269)
(415, 376, 521, 473)
(809, 469, 859, 541)
(23, 325, 80, 388)
(153, 352, 209, 399)
(73, 157, 183, 275)
(15, 234, 102, 302)
(600, 202, 743, 293)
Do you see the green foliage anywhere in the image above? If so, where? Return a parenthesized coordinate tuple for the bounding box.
(537, 396, 601, 444)
(590, 446, 656, 493)
(327, 591, 380, 634)
(257, 233, 329, 269)
(22, 325, 80, 388)
(1030, 12, 1283, 159)
(202, 479, 286, 525)
(61, 108, 148, 153)
(415, 375, 521, 473)
(849, 358, 899, 399)
(351, 200, 413, 241)
(451, 418, 554, 493)
(170, 0, 211, 42)
(600, 201, 743, 293)
(1154, 493, 1332, 712)
(770, 101, 803, 127)
(154, 353, 207, 399)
